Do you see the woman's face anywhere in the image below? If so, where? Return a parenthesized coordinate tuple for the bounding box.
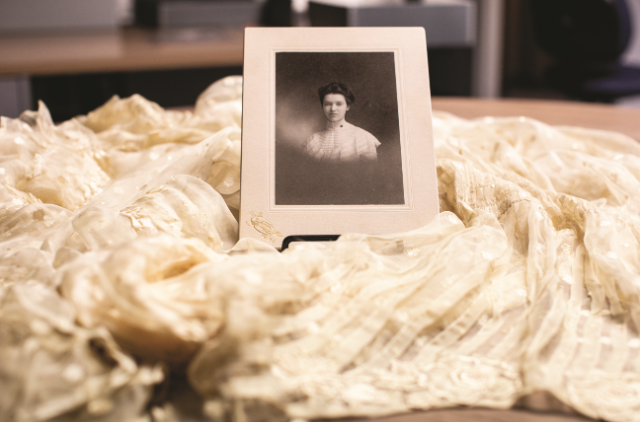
(323, 93, 350, 122)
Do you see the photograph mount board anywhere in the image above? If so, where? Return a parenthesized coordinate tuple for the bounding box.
(240, 27, 438, 249)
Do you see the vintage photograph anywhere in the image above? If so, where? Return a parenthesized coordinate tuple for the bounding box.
(275, 52, 405, 205)
(240, 27, 437, 248)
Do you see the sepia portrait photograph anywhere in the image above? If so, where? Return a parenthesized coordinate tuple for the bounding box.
(274, 52, 405, 206)
(240, 27, 437, 247)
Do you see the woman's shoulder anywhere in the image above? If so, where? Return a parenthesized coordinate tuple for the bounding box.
(347, 123, 380, 143)
(347, 122, 374, 136)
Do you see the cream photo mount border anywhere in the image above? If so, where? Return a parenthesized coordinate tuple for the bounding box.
(240, 27, 438, 250)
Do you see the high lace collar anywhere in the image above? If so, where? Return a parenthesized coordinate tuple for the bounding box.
(325, 120, 350, 130)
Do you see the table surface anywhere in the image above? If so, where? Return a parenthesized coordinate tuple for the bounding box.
(168, 374, 593, 422)
(343, 408, 592, 422)
(0, 27, 244, 76)
(432, 97, 640, 142)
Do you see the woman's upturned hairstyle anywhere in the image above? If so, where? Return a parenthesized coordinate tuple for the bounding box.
(318, 82, 355, 106)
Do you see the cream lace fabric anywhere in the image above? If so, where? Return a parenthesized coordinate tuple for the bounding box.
(2, 76, 640, 422)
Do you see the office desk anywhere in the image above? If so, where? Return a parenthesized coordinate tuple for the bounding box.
(432, 97, 640, 142)
(0, 27, 245, 118)
(0, 27, 244, 76)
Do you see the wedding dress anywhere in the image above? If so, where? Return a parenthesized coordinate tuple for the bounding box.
(1, 76, 639, 422)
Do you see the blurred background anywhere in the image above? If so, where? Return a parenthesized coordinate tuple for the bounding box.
(2, 0, 640, 122)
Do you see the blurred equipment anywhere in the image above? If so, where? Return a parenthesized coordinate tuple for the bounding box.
(0, 0, 118, 30)
(533, 0, 640, 102)
(261, 0, 293, 26)
(308, 0, 476, 96)
(135, 0, 262, 28)
(309, 0, 475, 46)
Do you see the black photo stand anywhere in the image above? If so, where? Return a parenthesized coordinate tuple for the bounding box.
(281, 234, 340, 251)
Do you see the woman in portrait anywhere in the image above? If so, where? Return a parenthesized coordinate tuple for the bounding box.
(299, 82, 381, 204)
(302, 82, 380, 163)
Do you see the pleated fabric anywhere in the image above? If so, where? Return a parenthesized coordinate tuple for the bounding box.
(1, 77, 640, 421)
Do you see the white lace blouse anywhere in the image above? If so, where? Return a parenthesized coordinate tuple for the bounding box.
(301, 121, 381, 162)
